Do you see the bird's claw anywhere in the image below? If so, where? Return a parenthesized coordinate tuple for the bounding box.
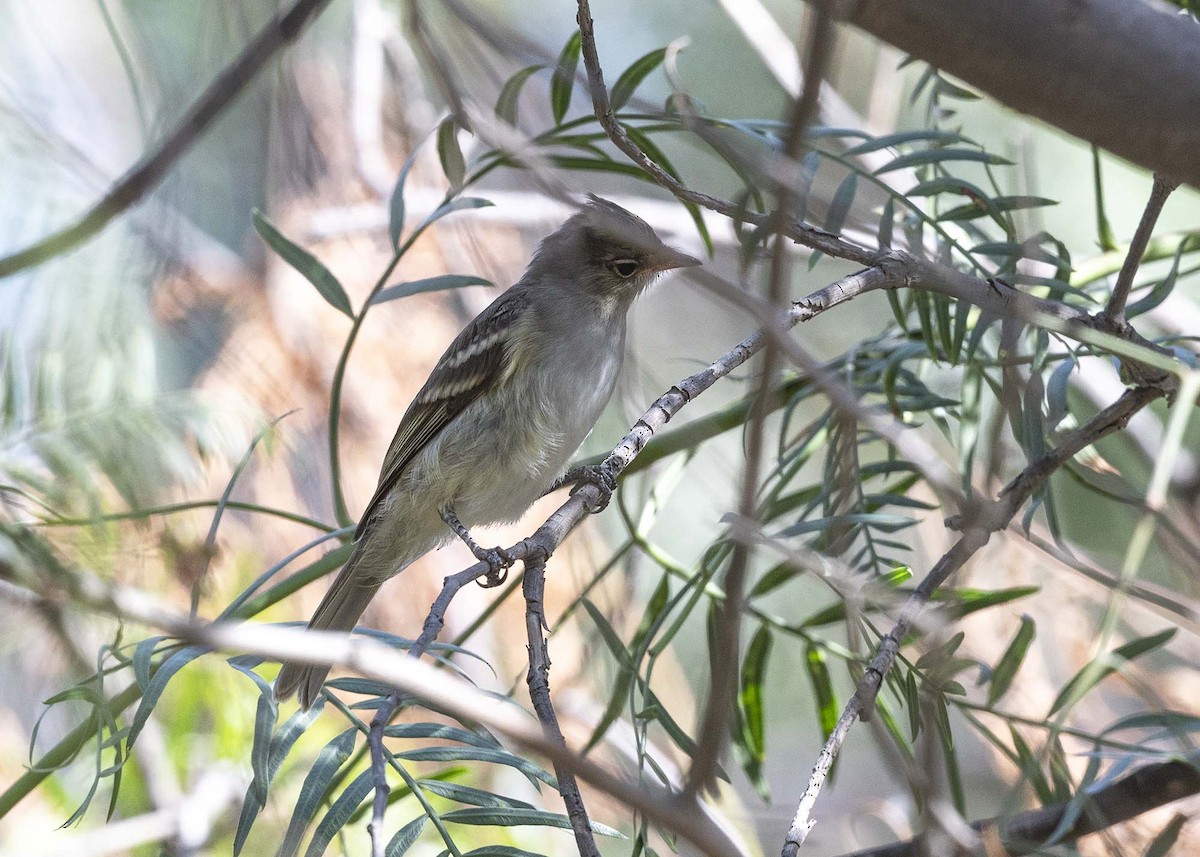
(477, 546, 515, 588)
(564, 463, 618, 513)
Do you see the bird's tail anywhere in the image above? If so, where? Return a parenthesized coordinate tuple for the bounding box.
(274, 554, 383, 710)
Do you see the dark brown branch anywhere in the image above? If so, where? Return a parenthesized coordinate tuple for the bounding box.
(781, 384, 1165, 854)
(0, 0, 333, 280)
(1099, 173, 1181, 328)
(523, 550, 601, 857)
(841, 758, 1200, 857)
(685, 1, 837, 798)
(832, 0, 1200, 191)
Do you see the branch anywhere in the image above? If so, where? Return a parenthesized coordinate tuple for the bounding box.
(523, 551, 601, 857)
(1099, 173, 1181, 328)
(840, 758, 1200, 857)
(686, 1, 837, 797)
(0, 0, 334, 280)
(780, 384, 1165, 855)
(832, 0, 1200, 190)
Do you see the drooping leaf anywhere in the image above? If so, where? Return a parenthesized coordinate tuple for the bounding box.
(277, 728, 357, 857)
(439, 806, 625, 838)
(738, 624, 772, 793)
(550, 32, 582, 124)
(495, 65, 545, 125)
(126, 645, 207, 750)
(611, 47, 668, 110)
(874, 148, 1013, 175)
(437, 118, 466, 192)
(806, 644, 838, 739)
(988, 615, 1036, 705)
(1049, 629, 1177, 715)
(253, 211, 353, 318)
(386, 816, 427, 857)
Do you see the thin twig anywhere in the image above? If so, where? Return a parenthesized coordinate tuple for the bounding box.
(1099, 173, 1181, 328)
(838, 757, 1200, 857)
(780, 384, 1164, 854)
(523, 551, 602, 857)
(0, 0, 334, 280)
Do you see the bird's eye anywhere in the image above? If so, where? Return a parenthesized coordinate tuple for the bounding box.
(610, 259, 639, 278)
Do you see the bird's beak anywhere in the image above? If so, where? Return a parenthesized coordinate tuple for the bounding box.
(653, 246, 703, 271)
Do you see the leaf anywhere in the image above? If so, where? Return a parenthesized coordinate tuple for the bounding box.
(304, 770, 375, 857)
(988, 615, 1036, 705)
(127, 645, 207, 749)
(550, 32, 582, 124)
(437, 118, 466, 192)
(388, 139, 428, 249)
(415, 196, 495, 234)
(1127, 236, 1187, 319)
(611, 47, 668, 110)
(937, 195, 1057, 223)
(372, 275, 492, 306)
(253, 211, 353, 319)
(415, 779, 534, 809)
(386, 816, 427, 857)
(384, 723, 500, 749)
(440, 806, 625, 837)
(1144, 813, 1187, 857)
(877, 197, 894, 250)
(739, 625, 772, 771)
(494, 65, 544, 125)
(873, 148, 1013, 175)
(277, 728, 357, 857)
(806, 645, 838, 739)
(824, 172, 857, 238)
(1049, 629, 1177, 715)
(394, 747, 556, 789)
(843, 129, 962, 156)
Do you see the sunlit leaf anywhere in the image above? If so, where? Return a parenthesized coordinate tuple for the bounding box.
(988, 615, 1036, 705)
(611, 47, 668, 111)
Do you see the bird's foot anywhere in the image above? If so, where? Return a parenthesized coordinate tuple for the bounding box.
(556, 463, 618, 513)
(440, 507, 515, 587)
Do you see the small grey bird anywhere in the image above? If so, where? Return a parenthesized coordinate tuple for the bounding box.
(275, 195, 700, 708)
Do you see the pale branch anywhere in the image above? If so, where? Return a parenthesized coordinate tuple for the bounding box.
(840, 757, 1200, 857)
(0, 0, 334, 280)
(780, 384, 1165, 855)
(827, 0, 1200, 191)
(523, 551, 602, 857)
(37, 574, 745, 857)
(1099, 173, 1182, 328)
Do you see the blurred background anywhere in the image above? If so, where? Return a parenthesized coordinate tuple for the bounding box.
(1, 1, 1199, 855)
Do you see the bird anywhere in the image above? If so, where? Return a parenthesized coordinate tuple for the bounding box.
(274, 195, 701, 708)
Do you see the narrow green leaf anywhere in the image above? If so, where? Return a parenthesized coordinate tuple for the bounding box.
(806, 645, 838, 739)
(304, 770, 375, 857)
(394, 747, 556, 789)
(384, 723, 499, 748)
(249, 692, 278, 803)
(441, 806, 625, 838)
(495, 65, 544, 125)
(416, 197, 495, 234)
(823, 172, 858, 239)
(385, 816, 427, 857)
(874, 148, 1013, 175)
(1127, 237, 1187, 319)
(127, 645, 207, 749)
(461, 848, 546, 857)
(1049, 629, 1177, 715)
(550, 32, 582, 124)
(739, 626, 772, 759)
(277, 728, 357, 857)
(437, 118, 466, 192)
(877, 197, 894, 250)
(253, 211, 352, 318)
(132, 636, 167, 691)
(938, 195, 1057, 223)
(611, 47, 668, 110)
(843, 129, 962, 156)
(372, 274, 491, 306)
(1144, 813, 1187, 857)
(988, 615, 1036, 705)
(1091, 144, 1119, 252)
(415, 779, 534, 809)
(388, 140, 427, 250)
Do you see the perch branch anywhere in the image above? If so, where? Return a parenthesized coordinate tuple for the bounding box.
(1099, 173, 1181, 328)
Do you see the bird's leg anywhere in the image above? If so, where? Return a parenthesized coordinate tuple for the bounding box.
(440, 507, 514, 587)
(547, 462, 618, 513)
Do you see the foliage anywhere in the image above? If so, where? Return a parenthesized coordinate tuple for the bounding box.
(1, 13, 1198, 857)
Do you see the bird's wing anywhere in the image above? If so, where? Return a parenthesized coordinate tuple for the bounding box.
(353, 287, 532, 540)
